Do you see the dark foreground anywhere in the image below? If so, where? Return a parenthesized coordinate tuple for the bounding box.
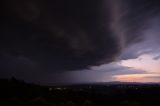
(0, 78, 160, 106)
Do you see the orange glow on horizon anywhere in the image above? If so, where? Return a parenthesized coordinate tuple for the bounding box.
(113, 74, 160, 82)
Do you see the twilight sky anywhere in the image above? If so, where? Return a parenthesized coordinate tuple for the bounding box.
(0, 0, 160, 85)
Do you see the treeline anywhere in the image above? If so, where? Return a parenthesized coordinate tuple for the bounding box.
(0, 78, 160, 106)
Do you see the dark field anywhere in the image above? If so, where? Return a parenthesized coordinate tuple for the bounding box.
(0, 78, 160, 106)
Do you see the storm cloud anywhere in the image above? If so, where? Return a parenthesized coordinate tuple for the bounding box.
(0, 0, 121, 71)
(0, 0, 160, 84)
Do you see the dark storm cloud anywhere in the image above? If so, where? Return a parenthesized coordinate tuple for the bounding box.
(0, 0, 121, 72)
(1, 0, 160, 84)
(119, 15, 160, 60)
